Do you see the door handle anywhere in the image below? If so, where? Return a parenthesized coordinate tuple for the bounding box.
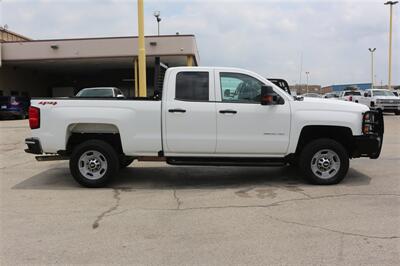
(219, 110, 237, 114)
(168, 108, 186, 113)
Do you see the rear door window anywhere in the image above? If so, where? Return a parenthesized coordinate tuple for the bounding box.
(175, 72, 209, 101)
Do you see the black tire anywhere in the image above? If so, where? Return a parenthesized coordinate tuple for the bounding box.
(120, 156, 135, 169)
(299, 138, 349, 185)
(69, 139, 119, 188)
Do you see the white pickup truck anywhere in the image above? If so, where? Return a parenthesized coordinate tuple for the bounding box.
(355, 89, 400, 115)
(338, 90, 362, 102)
(25, 67, 384, 187)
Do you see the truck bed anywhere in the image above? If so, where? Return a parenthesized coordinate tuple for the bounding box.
(30, 98, 162, 155)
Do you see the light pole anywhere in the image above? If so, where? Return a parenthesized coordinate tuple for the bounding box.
(153, 11, 161, 36)
(137, 0, 147, 97)
(368, 48, 376, 89)
(305, 71, 310, 93)
(384, 1, 398, 90)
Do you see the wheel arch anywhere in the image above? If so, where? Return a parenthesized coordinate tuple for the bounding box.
(295, 125, 355, 156)
(65, 123, 123, 155)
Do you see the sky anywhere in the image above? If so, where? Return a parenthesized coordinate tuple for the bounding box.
(0, 0, 399, 86)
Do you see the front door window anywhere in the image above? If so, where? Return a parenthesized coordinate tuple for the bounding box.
(220, 72, 264, 103)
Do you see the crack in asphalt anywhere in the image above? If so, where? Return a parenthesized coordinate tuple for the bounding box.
(128, 192, 400, 240)
(264, 214, 399, 240)
(155, 193, 400, 212)
(92, 189, 121, 229)
(173, 189, 183, 210)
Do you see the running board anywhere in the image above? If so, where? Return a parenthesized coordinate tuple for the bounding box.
(166, 157, 286, 167)
(35, 155, 69, 161)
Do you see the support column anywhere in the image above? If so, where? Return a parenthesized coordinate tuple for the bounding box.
(153, 57, 160, 93)
(186, 55, 193, 67)
(134, 58, 138, 97)
(137, 0, 147, 97)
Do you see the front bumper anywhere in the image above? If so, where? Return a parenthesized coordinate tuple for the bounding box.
(0, 110, 24, 117)
(25, 138, 43, 154)
(352, 135, 382, 158)
(352, 110, 384, 159)
(373, 103, 400, 111)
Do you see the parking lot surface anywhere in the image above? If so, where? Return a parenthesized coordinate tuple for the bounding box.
(1, 116, 399, 265)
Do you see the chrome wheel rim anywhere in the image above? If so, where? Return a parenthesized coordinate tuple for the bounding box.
(78, 150, 108, 180)
(310, 149, 340, 179)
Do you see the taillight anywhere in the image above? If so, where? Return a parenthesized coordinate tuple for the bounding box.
(349, 96, 352, 101)
(29, 106, 40, 129)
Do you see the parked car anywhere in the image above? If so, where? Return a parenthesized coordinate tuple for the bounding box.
(0, 96, 30, 119)
(323, 92, 339, 99)
(357, 89, 400, 115)
(338, 90, 362, 102)
(25, 67, 384, 187)
(302, 93, 321, 98)
(76, 87, 125, 98)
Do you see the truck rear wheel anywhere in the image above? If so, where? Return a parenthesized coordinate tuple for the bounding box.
(70, 140, 119, 188)
(299, 138, 349, 185)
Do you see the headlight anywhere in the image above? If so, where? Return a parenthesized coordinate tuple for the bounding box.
(362, 111, 375, 135)
(376, 99, 381, 104)
(363, 124, 372, 134)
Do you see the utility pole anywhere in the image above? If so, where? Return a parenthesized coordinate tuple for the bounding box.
(298, 52, 303, 94)
(368, 48, 376, 89)
(305, 71, 310, 93)
(384, 1, 398, 90)
(137, 0, 147, 97)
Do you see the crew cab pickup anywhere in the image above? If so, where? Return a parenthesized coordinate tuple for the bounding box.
(338, 90, 362, 102)
(356, 89, 400, 115)
(25, 67, 384, 187)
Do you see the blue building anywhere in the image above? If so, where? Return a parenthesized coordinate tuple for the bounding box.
(330, 83, 372, 92)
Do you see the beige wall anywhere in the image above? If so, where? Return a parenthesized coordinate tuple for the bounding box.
(0, 29, 30, 42)
(2, 35, 199, 64)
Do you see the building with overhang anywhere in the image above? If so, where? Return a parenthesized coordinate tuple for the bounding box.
(0, 28, 199, 97)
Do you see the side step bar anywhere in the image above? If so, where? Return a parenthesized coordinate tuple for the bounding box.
(35, 155, 69, 161)
(166, 157, 286, 167)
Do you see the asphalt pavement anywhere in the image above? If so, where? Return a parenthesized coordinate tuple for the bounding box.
(1, 116, 399, 265)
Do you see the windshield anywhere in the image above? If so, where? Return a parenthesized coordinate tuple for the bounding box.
(373, 90, 395, 96)
(76, 88, 114, 97)
(303, 93, 320, 98)
(344, 91, 361, 96)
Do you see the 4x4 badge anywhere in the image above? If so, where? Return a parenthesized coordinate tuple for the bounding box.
(38, 101, 57, 106)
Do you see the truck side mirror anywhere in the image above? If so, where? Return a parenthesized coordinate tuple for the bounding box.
(117, 94, 125, 99)
(261, 85, 284, 105)
(364, 92, 368, 97)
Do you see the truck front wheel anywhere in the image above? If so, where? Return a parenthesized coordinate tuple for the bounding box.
(299, 138, 349, 185)
(70, 140, 119, 188)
